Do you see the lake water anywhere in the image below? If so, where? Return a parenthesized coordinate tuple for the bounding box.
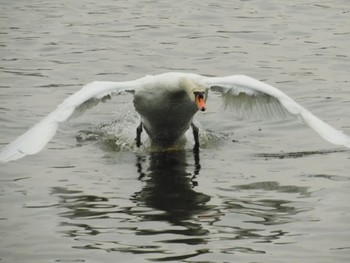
(1, 0, 350, 262)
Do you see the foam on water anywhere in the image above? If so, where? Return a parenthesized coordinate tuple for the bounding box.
(75, 114, 227, 153)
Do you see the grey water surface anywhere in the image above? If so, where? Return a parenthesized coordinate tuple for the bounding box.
(1, 1, 350, 262)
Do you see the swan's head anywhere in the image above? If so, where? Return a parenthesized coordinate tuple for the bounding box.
(193, 91, 206, 111)
(179, 77, 207, 111)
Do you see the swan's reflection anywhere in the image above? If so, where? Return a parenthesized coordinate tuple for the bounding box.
(51, 150, 313, 258)
(131, 149, 211, 224)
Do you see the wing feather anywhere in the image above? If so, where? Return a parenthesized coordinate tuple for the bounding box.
(203, 75, 350, 148)
(0, 80, 139, 162)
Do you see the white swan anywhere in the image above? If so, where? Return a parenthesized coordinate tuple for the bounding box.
(0, 72, 349, 162)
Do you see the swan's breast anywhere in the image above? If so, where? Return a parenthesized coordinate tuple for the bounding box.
(133, 88, 198, 145)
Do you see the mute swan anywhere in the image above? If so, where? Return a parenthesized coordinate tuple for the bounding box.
(0, 72, 349, 162)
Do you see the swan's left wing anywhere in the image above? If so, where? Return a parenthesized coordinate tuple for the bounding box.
(0, 80, 141, 162)
(202, 75, 350, 149)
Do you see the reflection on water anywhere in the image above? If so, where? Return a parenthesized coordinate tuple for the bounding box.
(132, 149, 210, 223)
(213, 181, 312, 250)
(50, 149, 314, 261)
(51, 149, 213, 259)
(223, 181, 310, 226)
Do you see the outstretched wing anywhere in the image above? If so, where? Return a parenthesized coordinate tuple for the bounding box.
(0, 80, 141, 162)
(202, 75, 350, 149)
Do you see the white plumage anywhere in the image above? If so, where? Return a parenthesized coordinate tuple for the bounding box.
(0, 72, 349, 162)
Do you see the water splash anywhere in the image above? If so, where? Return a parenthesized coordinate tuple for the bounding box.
(75, 114, 226, 153)
(76, 109, 141, 152)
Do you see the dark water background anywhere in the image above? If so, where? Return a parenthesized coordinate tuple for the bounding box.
(1, 1, 350, 262)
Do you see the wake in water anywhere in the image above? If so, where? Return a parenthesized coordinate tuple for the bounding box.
(255, 149, 346, 159)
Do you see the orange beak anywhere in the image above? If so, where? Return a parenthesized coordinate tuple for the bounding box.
(195, 92, 206, 111)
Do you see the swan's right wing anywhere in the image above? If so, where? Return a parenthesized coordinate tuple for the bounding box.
(0, 80, 141, 162)
(202, 75, 350, 149)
